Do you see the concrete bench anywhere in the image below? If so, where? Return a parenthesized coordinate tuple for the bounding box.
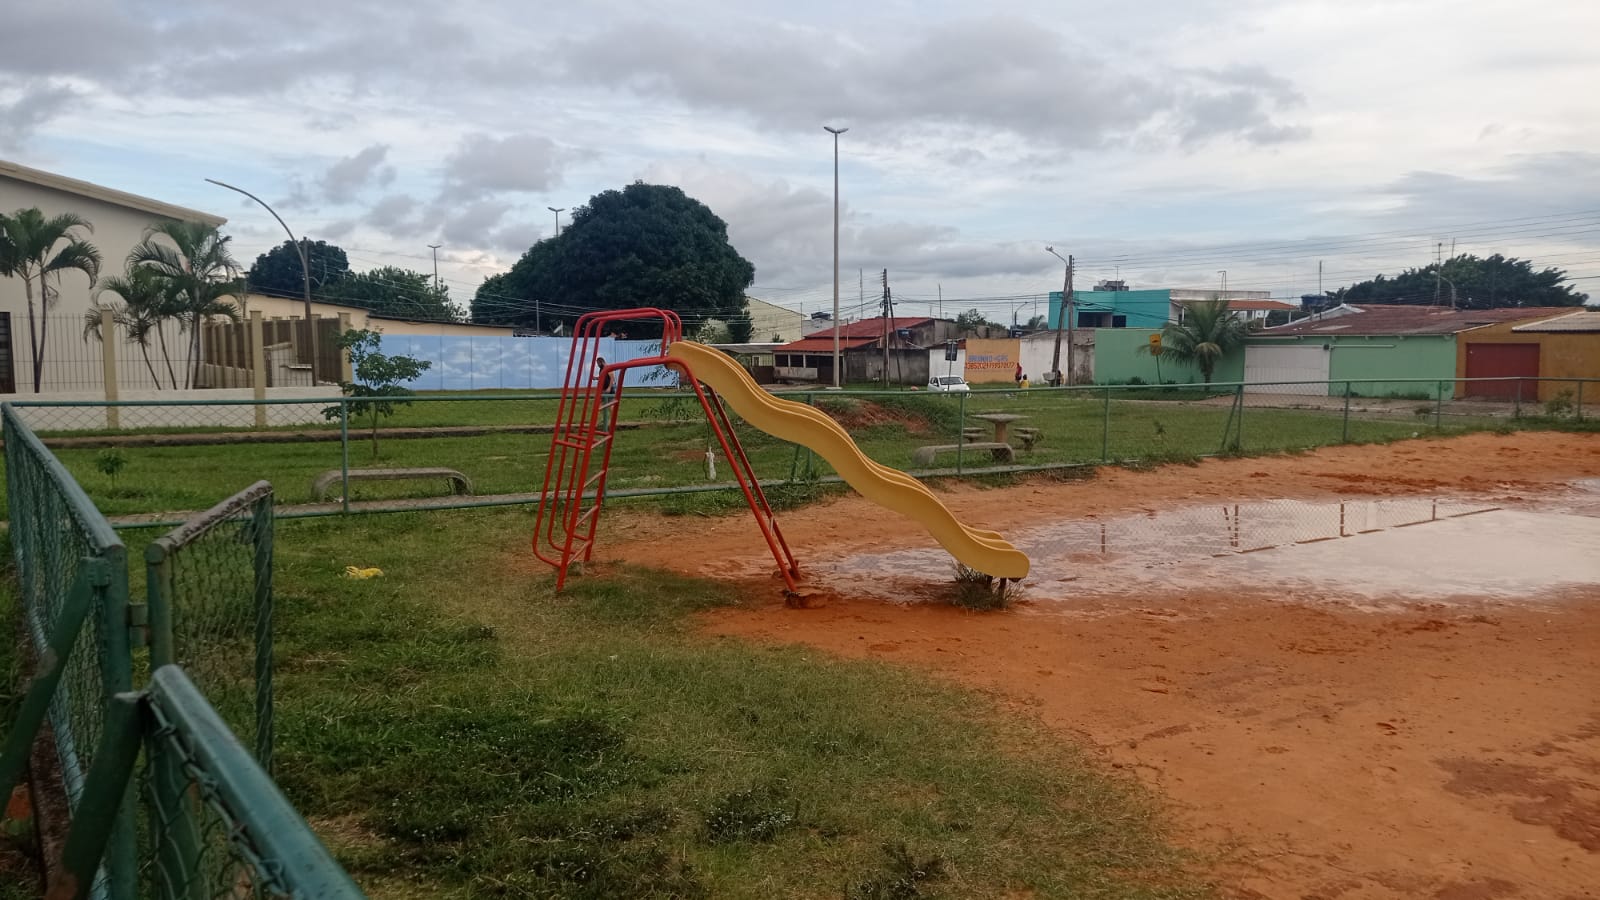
(1013, 427, 1044, 450)
(313, 467, 473, 501)
(912, 442, 1016, 467)
(961, 427, 988, 442)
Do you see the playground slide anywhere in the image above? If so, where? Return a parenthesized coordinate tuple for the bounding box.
(665, 341, 1030, 579)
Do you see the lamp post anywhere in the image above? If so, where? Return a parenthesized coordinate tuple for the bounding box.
(1218, 269, 1228, 298)
(824, 125, 848, 388)
(1047, 247, 1074, 386)
(548, 207, 564, 237)
(206, 178, 319, 383)
(427, 244, 442, 293)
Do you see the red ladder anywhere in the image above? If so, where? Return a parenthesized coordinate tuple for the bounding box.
(532, 308, 799, 591)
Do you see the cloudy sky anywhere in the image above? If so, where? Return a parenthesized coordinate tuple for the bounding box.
(4, 0, 1597, 321)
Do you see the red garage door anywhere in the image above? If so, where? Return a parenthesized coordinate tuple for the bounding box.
(1464, 343, 1539, 400)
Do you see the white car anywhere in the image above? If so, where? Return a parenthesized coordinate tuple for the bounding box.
(927, 375, 971, 392)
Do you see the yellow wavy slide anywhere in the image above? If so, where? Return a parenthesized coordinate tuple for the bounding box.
(666, 341, 1030, 579)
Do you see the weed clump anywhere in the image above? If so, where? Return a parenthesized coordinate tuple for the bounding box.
(845, 843, 948, 900)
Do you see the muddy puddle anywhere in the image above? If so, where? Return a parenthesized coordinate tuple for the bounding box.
(812, 490, 1600, 609)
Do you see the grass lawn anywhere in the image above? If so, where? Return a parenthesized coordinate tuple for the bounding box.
(8, 390, 1454, 520)
(110, 509, 1210, 898)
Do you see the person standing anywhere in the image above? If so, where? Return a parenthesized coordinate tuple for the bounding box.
(1014, 362, 1023, 387)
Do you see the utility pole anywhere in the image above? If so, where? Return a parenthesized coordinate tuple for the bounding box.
(825, 125, 848, 388)
(937, 283, 943, 320)
(427, 244, 442, 293)
(881, 269, 891, 389)
(1318, 260, 1323, 296)
(1047, 247, 1074, 385)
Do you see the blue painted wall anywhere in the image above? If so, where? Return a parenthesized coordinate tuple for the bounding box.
(1049, 290, 1172, 329)
(373, 335, 678, 391)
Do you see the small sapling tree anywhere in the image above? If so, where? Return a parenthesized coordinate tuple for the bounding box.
(323, 329, 431, 459)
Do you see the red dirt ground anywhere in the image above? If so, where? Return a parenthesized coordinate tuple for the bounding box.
(607, 432, 1600, 899)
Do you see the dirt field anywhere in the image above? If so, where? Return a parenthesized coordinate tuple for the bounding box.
(611, 432, 1600, 899)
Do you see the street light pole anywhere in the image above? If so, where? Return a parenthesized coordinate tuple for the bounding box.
(206, 178, 319, 383)
(427, 244, 442, 293)
(1047, 247, 1074, 385)
(824, 125, 848, 388)
(548, 207, 565, 237)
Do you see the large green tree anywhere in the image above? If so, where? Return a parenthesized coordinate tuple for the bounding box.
(1150, 299, 1247, 384)
(1333, 254, 1587, 308)
(129, 221, 243, 388)
(326, 266, 459, 322)
(472, 182, 754, 336)
(248, 239, 351, 298)
(0, 208, 103, 391)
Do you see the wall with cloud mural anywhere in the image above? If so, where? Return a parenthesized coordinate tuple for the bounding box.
(375, 335, 679, 391)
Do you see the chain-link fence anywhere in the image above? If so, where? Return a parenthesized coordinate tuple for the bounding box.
(1, 377, 1591, 527)
(0, 402, 135, 898)
(136, 666, 363, 900)
(146, 482, 274, 770)
(1, 404, 364, 898)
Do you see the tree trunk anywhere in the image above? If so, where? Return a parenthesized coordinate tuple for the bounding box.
(155, 323, 180, 389)
(24, 274, 41, 392)
(37, 277, 52, 391)
(139, 345, 160, 387)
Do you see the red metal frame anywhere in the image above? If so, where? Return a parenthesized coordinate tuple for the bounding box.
(532, 308, 800, 591)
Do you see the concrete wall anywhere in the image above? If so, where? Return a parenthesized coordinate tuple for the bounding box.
(1094, 328, 1245, 385)
(1050, 290, 1173, 330)
(1, 175, 209, 394)
(746, 297, 805, 342)
(961, 338, 1021, 383)
(845, 349, 927, 385)
(1019, 333, 1094, 384)
(1324, 334, 1456, 398)
(1454, 322, 1600, 401)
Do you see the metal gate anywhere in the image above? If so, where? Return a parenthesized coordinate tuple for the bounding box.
(1464, 343, 1539, 400)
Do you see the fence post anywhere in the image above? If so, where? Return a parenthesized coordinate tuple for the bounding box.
(1435, 381, 1445, 430)
(339, 399, 351, 514)
(1234, 383, 1245, 451)
(56, 692, 143, 900)
(1514, 379, 1522, 418)
(1578, 381, 1585, 421)
(100, 307, 120, 430)
(1341, 382, 1352, 443)
(1101, 386, 1111, 462)
(337, 312, 353, 383)
(956, 391, 966, 475)
(252, 493, 275, 771)
(251, 310, 268, 429)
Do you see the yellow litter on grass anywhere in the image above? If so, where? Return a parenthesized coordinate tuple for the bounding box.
(343, 566, 383, 579)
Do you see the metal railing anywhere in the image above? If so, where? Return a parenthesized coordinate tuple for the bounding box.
(146, 481, 275, 769)
(0, 402, 135, 898)
(58, 666, 364, 900)
(1, 404, 362, 898)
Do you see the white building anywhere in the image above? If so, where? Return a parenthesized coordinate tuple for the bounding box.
(1, 159, 226, 394)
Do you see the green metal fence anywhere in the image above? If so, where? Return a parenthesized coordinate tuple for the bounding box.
(146, 481, 275, 770)
(0, 403, 136, 898)
(57, 666, 364, 900)
(1, 403, 363, 898)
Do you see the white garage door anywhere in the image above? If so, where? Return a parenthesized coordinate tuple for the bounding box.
(1244, 345, 1329, 395)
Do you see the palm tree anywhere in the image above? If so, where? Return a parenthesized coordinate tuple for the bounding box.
(84, 268, 184, 389)
(128, 221, 243, 388)
(0, 208, 102, 392)
(1150, 299, 1247, 385)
